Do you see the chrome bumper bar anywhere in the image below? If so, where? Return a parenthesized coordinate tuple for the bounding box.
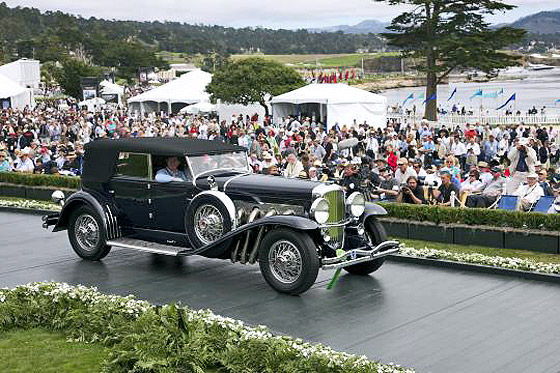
(321, 240, 400, 270)
(42, 213, 60, 229)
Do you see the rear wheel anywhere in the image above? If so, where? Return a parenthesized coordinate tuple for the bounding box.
(68, 205, 111, 261)
(344, 218, 387, 275)
(258, 228, 319, 295)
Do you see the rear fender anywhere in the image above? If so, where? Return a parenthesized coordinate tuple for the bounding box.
(53, 190, 120, 239)
(363, 202, 387, 221)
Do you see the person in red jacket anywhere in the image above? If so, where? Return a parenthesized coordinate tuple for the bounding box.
(386, 144, 398, 171)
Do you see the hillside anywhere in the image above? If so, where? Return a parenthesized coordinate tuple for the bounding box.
(511, 10, 560, 34)
(309, 20, 389, 34)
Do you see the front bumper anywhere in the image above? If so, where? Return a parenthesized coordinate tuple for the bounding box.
(42, 213, 60, 229)
(321, 240, 400, 270)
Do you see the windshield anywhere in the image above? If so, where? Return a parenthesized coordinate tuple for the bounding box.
(188, 151, 249, 178)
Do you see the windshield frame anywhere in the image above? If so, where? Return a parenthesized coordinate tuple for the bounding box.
(186, 150, 250, 181)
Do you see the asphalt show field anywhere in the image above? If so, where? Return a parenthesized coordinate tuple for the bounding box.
(2, 211, 560, 373)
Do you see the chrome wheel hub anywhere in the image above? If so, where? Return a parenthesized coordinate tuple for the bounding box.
(74, 214, 100, 251)
(194, 205, 224, 245)
(268, 240, 302, 284)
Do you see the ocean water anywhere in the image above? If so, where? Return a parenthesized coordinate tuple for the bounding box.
(382, 68, 560, 114)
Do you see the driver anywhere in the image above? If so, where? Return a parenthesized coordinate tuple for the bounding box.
(155, 156, 188, 182)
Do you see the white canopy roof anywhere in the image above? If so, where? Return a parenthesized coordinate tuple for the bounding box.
(270, 83, 386, 105)
(180, 101, 216, 114)
(0, 73, 33, 109)
(271, 84, 387, 129)
(128, 69, 211, 105)
(99, 80, 124, 95)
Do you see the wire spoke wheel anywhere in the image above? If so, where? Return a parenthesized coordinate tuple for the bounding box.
(194, 204, 224, 245)
(268, 240, 303, 284)
(74, 214, 100, 252)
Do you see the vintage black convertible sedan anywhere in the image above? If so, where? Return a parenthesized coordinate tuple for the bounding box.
(43, 138, 398, 294)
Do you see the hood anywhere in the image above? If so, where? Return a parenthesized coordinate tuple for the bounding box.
(214, 173, 322, 204)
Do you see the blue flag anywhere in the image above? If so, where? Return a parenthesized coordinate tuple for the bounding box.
(403, 93, 414, 105)
(447, 88, 457, 102)
(496, 93, 516, 110)
(470, 89, 483, 100)
(423, 93, 436, 105)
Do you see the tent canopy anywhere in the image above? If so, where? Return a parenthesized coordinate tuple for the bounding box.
(99, 80, 124, 95)
(0, 73, 33, 109)
(128, 70, 211, 114)
(270, 84, 387, 129)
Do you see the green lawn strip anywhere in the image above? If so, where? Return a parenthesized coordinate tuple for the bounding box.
(393, 237, 560, 265)
(0, 328, 107, 373)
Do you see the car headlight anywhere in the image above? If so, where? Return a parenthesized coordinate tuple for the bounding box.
(346, 192, 365, 217)
(310, 198, 330, 224)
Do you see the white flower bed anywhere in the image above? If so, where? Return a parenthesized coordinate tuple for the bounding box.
(0, 198, 61, 211)
(0, 282, 414, 373)
(400, 246, 560, 275)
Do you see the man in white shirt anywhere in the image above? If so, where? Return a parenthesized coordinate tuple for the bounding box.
(465, 137, 481, 158)
(283, 153, 303, 179)
(15, 148, 34, 173)
(394, 158, 417, 185)
(513, 172, 544, 211)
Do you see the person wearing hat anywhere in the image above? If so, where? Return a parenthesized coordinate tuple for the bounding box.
(477, 161, 493, 187)
(424, 165, 442, 188)
(394, 157, 417, 185)
(372, 167, 399, 201)
(15, 147, 34, 173)
(466, 166, 506, 208)
(507, 136, 537, 194)
(261, 152, 276, 169)
(513, 172, 544, 211)
(0, 150, 11, 172)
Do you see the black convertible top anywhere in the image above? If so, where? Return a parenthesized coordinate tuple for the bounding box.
(82, 138, 246, 184)
(85, 138, 245, 156)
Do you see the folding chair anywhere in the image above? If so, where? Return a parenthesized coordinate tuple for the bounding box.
(496, 195, 518, 210)
(531, 196, 556, 213)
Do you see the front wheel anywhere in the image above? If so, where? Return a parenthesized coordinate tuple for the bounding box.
(258, 228, 319, 295)
(68, 205, 111, 261)
(344, 218, 388, 275)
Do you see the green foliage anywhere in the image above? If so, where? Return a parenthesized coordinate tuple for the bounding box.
(0, 328, 107, 373)
(375, 0, 526, 120)
(207, 57, 305, 116)
(0, 172, 79, 189)
(379, 202, 560, 231)
(0, 283, 413, 373)
(54, 59, 101, 99)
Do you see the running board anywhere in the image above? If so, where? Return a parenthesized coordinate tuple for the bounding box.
(106, 238, 192, 256)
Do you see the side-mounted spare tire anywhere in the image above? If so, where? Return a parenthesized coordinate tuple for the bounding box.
(344, 217, 388, 275)
(68, 205, 112, 261)
(185, 194, 233, 258)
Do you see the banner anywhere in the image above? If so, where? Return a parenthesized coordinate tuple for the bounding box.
(403, 93, 414, 105)
(483, 91, 498, 98)
(496, 93, 516, 110)
(423, 93, 436, 105)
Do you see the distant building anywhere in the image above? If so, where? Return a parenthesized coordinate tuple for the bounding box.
(0, 58, 40, 89)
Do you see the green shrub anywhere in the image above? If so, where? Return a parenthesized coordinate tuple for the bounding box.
(378, 202, 560, 231)
(0, 173, 79, 189)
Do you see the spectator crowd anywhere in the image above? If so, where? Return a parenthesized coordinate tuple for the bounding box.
(2, 103, 560, 213)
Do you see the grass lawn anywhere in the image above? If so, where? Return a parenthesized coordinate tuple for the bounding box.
(230, 52, 398, 67)
(395, 237, 560, 265)
(0, 328, 107, 373)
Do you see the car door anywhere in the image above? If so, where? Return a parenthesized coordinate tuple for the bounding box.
(150, 157, 195, 232)
(108, 152, 153, 229)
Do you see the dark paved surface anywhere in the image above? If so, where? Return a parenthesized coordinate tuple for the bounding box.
(2, 211, 560, 373)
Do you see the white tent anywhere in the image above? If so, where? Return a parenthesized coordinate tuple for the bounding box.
(99, 80, 124, 105)
(270, 84, 387, 129)
(0, 59, 40, 89)
(0, 74, 34, 109)
(180, 101, 216, 115)
(78, 97, 106, 112)
(128, 69, 211, 114)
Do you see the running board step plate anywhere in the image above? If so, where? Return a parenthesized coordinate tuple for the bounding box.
(107, 238, 192, 256)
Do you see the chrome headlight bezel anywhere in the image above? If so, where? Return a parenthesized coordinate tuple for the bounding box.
(310, 197, 330, 224)
(346, 192, 366, 218)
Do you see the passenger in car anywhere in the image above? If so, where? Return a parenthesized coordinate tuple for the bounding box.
(155, 156, 188, 182)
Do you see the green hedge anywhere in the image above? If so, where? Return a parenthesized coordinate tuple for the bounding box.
(378, 202, 560, 231)
(0, 172, 79, 189)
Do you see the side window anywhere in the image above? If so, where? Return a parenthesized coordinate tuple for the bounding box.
(115, 152, 152, 179)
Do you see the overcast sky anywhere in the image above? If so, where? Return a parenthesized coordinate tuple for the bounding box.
(3, 0, 559, 29)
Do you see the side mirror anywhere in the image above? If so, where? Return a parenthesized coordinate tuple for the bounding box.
(51, 190, 65, 205)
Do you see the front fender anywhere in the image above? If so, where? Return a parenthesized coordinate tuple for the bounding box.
(363, 202, 387, 220)
(192, 215, 319, 256)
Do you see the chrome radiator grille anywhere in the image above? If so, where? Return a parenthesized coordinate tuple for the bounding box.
(324, 189, 345, 246)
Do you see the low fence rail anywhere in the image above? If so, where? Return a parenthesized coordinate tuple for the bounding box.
(388, 113, 560, 126)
